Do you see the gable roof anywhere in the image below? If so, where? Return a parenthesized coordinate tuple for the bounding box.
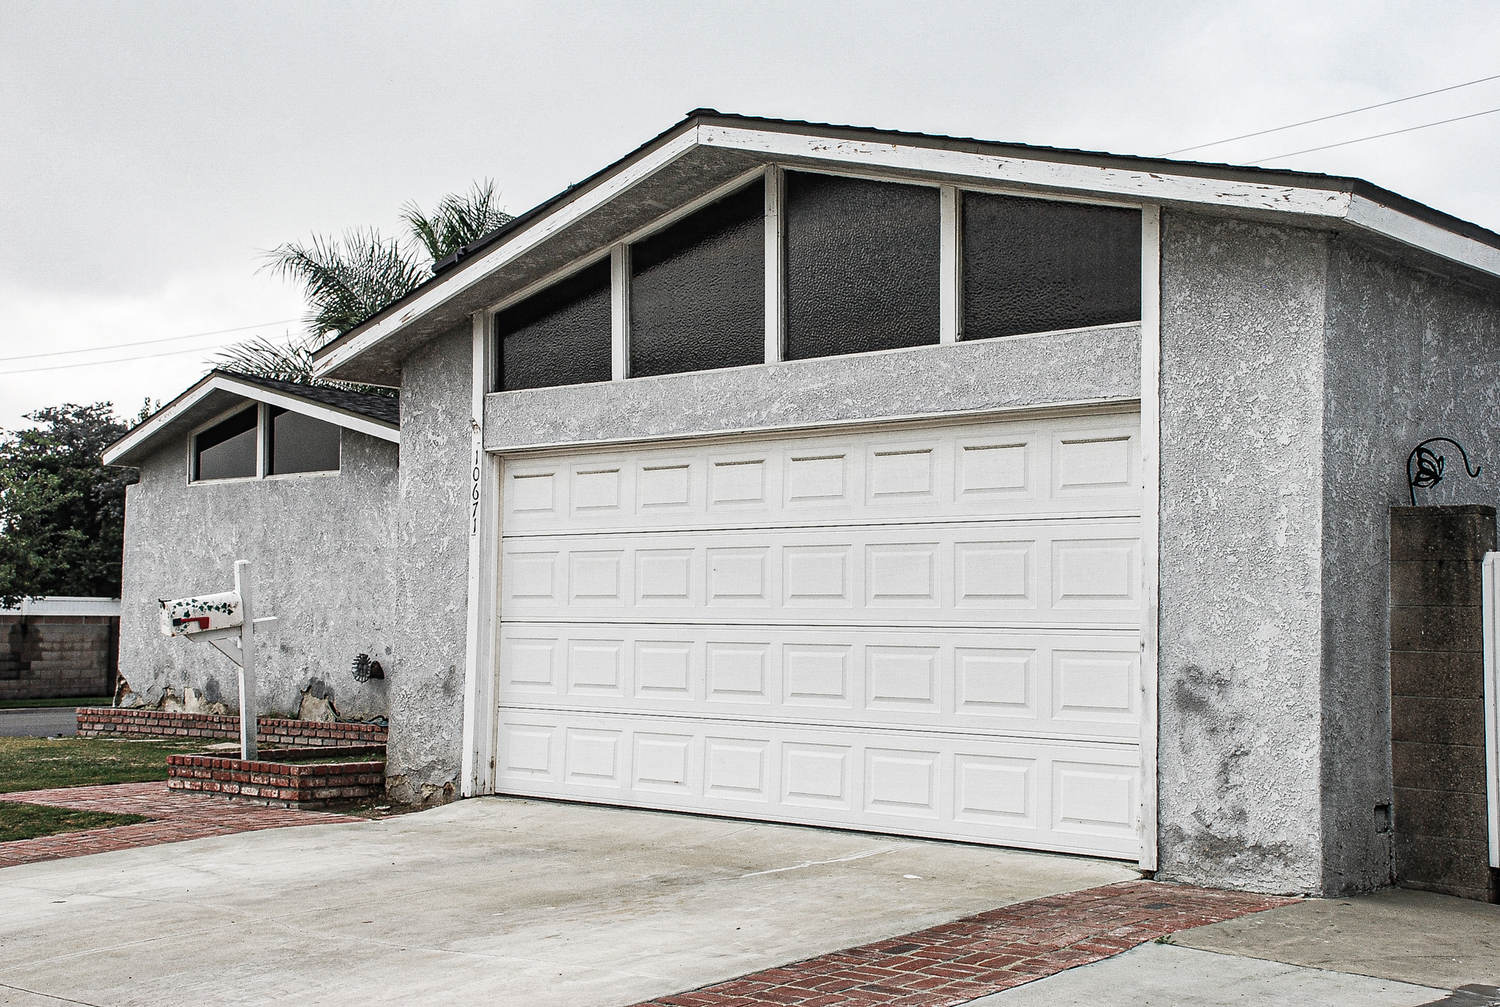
(102, 370, 399, 467)
(312, 109, 1500, 386)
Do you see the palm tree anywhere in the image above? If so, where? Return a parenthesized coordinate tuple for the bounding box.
(219, 180, 515, 385)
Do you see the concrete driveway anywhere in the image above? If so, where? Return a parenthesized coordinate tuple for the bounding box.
(0, 796, 1134, 1006)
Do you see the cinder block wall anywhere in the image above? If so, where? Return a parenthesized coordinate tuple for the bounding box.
(0, 615, 117, 700)
(1389, 505, 1498, 903)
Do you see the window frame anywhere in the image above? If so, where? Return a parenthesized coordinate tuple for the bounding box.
(484, 163, 1147, 394)
(187, 402, 342, 485)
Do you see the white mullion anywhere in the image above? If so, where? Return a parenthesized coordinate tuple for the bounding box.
(764, 165, 785, 363)
(611, 243, 630, 380)
(256, 403, 269, 479)
(940, 185, 961, 344)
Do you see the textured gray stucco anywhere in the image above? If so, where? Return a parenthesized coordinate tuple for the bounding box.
(1320, 236, 1500, 894)
(1157, 212, 1329, 894)
(117, 428, 397, 721)
(485, 324, 1140, 451)
(385, 324, 473, 805)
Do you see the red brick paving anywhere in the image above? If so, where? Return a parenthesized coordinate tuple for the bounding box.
(0, 781, 361, 868)
(634, 880, 1293, 1006)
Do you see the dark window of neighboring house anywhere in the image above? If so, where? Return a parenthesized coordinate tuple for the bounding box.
(962, 192, 1141, 340)
(783, 171, 940, 360)
(267, 407, 340, 475)
(496, 260, 612, 391)
(192, 407, 258, 481)
(629, 178, 765, 378)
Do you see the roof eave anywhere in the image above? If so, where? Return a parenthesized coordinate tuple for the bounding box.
(103, 372, 400, 467)
(311, 110, 1500, 385)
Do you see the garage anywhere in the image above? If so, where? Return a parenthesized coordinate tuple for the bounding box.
(493, 409, 1144, 859)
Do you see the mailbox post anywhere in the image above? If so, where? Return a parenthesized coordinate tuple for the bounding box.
(159, 559, 276, 761)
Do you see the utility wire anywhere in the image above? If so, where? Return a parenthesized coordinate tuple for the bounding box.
(1166, 72, 1500, 156)
(0, 318, 300, 364)
(1250, 105, 1500, 163)
(0, 340, 260, 377)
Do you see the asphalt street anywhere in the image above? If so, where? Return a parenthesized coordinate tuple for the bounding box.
(0, 707, 78, 737)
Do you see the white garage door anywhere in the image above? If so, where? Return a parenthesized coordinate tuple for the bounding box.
(494, 410, 1144, 858)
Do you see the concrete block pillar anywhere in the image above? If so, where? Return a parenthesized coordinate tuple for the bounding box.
(1389, 505, 1498, 902)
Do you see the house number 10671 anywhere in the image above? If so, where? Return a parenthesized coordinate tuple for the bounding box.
(470, 448, 482, 537)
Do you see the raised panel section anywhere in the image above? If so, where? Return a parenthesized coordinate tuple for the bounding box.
(499, 411, 1139, 535)
(496, 409, 1144, 861)
(495, 711, 1141, 858)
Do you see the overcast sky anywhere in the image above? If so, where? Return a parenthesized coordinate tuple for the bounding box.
(3, 0, 1499, 431)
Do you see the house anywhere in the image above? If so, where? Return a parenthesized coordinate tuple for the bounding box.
(103, 370, 399, 722)
(111, 111, 1500, 898)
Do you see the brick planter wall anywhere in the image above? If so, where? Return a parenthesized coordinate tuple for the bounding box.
(76, 708, 387, 747)
(167, 746, 386, 808)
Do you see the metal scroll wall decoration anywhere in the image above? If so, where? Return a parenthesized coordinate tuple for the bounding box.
(1406, 437, 1481, 506)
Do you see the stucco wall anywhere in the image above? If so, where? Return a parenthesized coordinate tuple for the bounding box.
(486, 324, 1140, 451)
(385, 324, 473, 805)
(117, 427, 397, 721)
(1320, 236, 1500, 894)
(1157, 212, 1330, 894)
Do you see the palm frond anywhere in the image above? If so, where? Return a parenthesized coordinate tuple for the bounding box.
(260, 228, 428, 338)
(401, 179, 515, 264)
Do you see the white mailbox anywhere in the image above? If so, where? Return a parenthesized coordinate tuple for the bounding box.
(159, 591, 242, 638)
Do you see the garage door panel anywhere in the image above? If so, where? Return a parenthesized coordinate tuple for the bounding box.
(501, 413, 1140, 536)
(497, 410, 1145, 860)
(495, 709, 1140, 857)
(499, 623, 1139, 741)
(501, 519, 1142, 627)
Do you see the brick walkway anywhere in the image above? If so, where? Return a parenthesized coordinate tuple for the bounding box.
(634, 880, 1293, 1006)
(0, 781, 361, 868)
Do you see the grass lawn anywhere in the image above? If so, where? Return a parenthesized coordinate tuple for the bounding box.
(0, 803, 147, 842)
(0, 736, 205, 794)
(0, 696, 113, 711)
(0, 736, 206, 844)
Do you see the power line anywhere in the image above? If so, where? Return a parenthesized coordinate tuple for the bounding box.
(0, 340, 255, 377)
(1250, 105, 1500, 163)
(1165, 72, 1500, 156)
(0, 318, 301, 364)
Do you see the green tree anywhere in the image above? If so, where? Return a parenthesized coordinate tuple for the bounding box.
(0, 403, 131, 607)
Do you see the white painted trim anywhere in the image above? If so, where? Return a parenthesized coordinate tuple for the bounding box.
(255, 403, 269, 479)
(940, 185, 961, 344)
(764, 165, 785, 363)
(314, 125, 706, 377)
(461, 311, 501, 797)
(104, 373, 398, 467)
(1483, 552, 1500, 868)
(699, 124, 1355, 220)
(1137, 205, 1162, 873)
(0, 597, 121, 617)
(611, 244, 630, 380)
(1346, 195, 1500, 281)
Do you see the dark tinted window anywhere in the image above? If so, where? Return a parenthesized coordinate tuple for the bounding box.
(630, 179, 764, 377)
(193, 407, 258, 481)
(962, 192, 1140, 340)
(784, 172, 939, 360)
(497, 260, 612, 391)
(268, 407, 340, 475)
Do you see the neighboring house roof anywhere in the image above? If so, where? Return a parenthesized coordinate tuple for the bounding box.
(102, 369, 400, 467)
(312, 108, 1500, 386)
